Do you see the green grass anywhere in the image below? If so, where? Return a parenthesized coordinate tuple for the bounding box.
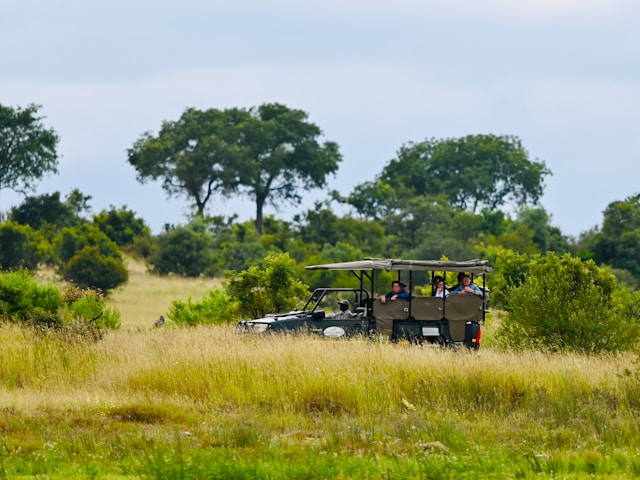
(1, 266, 640, 479)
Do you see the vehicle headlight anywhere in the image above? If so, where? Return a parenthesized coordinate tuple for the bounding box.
(249, 323, 270, 333)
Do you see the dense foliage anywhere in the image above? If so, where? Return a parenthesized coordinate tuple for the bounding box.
(496, 252, 639, 353)
(226, 252, 309, 319)
(0, 270, 120, 334)
(168, 289, 236, 326)
(52, 224, 128, 294)
(342, 134, 550, 218)
(0, 221, 47, 270)
(0, 103, 59, 195)
(92, 204, 151, 247)
(127, 103, 342, 234)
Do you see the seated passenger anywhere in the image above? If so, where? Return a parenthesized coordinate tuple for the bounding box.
(434, 278, 449, 298)
(380, 280, 411, 304)
(327, 299, 355, 319)
(448, 272, 466, 292)
(450, 274, 483, 297)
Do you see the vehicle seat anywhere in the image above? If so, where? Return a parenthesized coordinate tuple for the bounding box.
(372, 298, 410, 337)
(410, 296, 444, 321)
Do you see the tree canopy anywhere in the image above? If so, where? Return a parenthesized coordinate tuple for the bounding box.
(344, 134, 550, 218)
(0, 103, 59, 194)
(235, 103, 342, 234)
(127, 107, 246, 218)
(127, 103, 342, 234)
(593, 194, 640, 278)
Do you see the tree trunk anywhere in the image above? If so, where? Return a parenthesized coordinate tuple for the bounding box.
(255, 195, 266, 235)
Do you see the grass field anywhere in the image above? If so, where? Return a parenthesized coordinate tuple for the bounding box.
(1, 263, 640, 479)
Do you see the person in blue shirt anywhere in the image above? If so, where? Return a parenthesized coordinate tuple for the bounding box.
(380, 280, 411, 303)
(450, 274, 483, 297)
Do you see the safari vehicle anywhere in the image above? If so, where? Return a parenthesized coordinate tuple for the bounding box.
(235, 258, 492, 349)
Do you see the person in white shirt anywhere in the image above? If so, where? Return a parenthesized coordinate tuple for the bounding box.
(434, 279, 450, 298)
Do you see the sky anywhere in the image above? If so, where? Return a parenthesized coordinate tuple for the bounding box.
(1, 0, 639, 237)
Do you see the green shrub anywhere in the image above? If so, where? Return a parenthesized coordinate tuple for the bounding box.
(53, 223, 122, 264)
(488, 247, 532, 309)
(92, 205, 151, 247)
(0, 270, 60, 323)
(149, 222, 215, 277)
(0, 221, 48, 271)
(62, 284, 121, 330)
(168, 289, 237, 326)
(497, 252, 638, 353)
(0, 271, 120, 333)
(226, 252, 309, 319)
(60, 245, 128, 294)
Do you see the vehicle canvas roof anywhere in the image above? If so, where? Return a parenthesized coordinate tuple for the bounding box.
(305, 258, 493, 274)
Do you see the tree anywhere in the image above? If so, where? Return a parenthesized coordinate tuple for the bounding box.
(346, 134, 550, 216)
(0, 103, 60, 194)
(51, 224, 128, 294)
(53, 224, 122, 265)
(127, 107, 246, 218)
(236, 103, 342, 234)
(127, 104, 342, 235)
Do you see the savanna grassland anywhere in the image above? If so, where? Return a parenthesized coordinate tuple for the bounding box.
(1, 262, 640, 479)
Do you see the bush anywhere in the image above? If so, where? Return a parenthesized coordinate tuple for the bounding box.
(0, 221, 48, 271)
(497, 252, 639, 353)
(0, 271, 120, 333)
(61, 283, 121, 330)
(226, 252, 309, 319)
(93, 205, 151, 247)
(488, 247, 532, 309)
(0, 270, 60, 323)
(168, 289, 237, 326)
(149, 222, 215, 277)
(53, 224, 122, 264)
(60, 245, 129, 295)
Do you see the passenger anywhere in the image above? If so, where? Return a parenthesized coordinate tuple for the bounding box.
(434, 278, 449, 298)
(380, 280, 411, 304)
(327, 299, 355, 319)
(450, 274, 483, 297)
(448, 272, 466, 292)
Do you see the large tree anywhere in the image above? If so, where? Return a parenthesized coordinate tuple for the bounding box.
(0, 103, 59, 194)
(345, 134, 550, 217)
(127, 107, 247, 218)
(235, 103, 342, 234)
(127, 104, 342, 234)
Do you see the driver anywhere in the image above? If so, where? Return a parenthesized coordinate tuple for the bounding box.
(327, 299, 355, 319)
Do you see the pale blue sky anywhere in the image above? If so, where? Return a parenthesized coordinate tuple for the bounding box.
(1, 0, 639, 236)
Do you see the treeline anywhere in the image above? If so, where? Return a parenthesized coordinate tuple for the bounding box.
(2, 102, 640, 291)
(2, 187, 640, 290)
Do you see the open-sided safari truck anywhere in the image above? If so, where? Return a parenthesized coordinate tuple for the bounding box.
(235, 258, 492, 349)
